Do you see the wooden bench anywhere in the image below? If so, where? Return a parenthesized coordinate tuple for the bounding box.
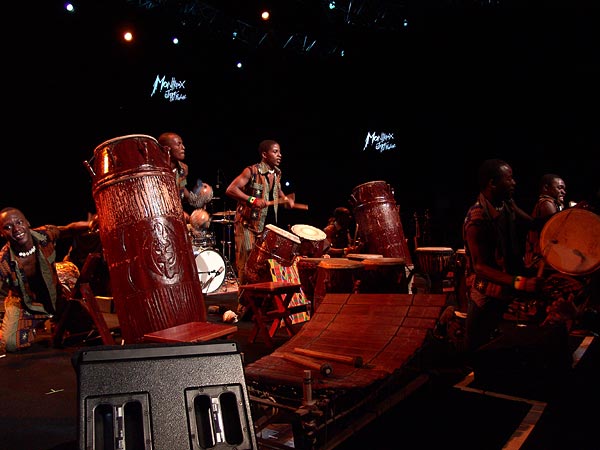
(143, 321, 237, 344)
(239, 281, 303, 347)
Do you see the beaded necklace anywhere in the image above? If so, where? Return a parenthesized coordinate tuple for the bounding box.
(18, 246, 36, 258)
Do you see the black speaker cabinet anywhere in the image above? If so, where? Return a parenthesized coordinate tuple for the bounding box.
(73, 341, 257, 450)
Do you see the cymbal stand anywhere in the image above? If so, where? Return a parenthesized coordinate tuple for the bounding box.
(220, 221, 238, 283)
(221, 222, 233, 262)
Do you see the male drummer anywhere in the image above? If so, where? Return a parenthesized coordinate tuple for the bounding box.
(158, 132, 212, 219)
(462, 159, 547, 354)
(225, 139, 294, 287)
(323, 207, 363, 257)
(524, 173, 567, 273)
(0, 207, 92, 353)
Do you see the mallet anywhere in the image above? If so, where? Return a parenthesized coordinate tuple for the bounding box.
(280, 352, 333, 376)
(293, 347, 364, 368)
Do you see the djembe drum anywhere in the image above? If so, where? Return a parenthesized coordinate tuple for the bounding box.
(358, 257, 408, 294)
(291, 224, 329, 257)
(313, 258, 364, 313)
(296, 257, 329, 303)
(414, 247, 454, 294)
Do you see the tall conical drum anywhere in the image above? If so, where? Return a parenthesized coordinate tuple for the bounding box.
(349, 180, 412, 265)
(86, 134, 206, 344)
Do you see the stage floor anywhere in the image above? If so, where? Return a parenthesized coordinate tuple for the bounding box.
(1, 286, 599, 450)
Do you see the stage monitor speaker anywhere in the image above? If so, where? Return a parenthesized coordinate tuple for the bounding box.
(73, 341, 257, 450)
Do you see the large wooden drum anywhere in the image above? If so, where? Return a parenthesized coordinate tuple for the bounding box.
(313, 258, 364, 312)
(349, 180, 412, 264)
(540, 208, 600, 276)
(296, 257, 329, 302)
(359, 257, 408, 294)
(86, 134, 206, 343)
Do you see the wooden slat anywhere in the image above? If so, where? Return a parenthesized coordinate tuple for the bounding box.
(245, 293, 448, 389)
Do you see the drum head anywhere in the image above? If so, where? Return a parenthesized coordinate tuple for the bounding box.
(194, 249, 226, 293)
(540, 208, 600, 276)
(415, 247, 454, 254)
(291, 224, 326, 241)
(318, 258, 364, 269)
(93, 134, 157, 151)
(346, 253, 384, 260)
(265, 223, 302, 244)
(363, 257, 406, 266)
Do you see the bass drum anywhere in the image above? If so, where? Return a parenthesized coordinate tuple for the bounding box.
(194, 248, 226, 294)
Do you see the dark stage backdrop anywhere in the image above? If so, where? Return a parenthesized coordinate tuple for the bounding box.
(4, 1, 599, 251)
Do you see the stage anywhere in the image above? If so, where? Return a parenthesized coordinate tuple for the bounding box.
(1, 282, 599, 450)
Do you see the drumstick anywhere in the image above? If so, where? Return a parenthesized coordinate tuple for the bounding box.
(266, 193, 309, 210)
(293, 347, 364, 368)
(280, 352, 333, 376)
(266, 200, 309, 210)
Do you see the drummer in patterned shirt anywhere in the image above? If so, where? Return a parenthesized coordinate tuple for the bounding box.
(462, 159, 546, 354)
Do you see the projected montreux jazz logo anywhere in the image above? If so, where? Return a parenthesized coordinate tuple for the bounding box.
(363, 132, 396, 153)
(151, 75, 187, 102)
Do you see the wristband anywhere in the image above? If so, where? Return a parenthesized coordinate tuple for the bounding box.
(513, 276, 526, 291)
(247, 196, 256, 205)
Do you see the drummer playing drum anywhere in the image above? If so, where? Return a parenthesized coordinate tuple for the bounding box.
(323, 207, 363, 257)
(225, 139, 295, 286)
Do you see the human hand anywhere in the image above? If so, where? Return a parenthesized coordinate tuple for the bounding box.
(514, 276, 543, 293)
(345, 245, 359, 255)
(89, 214, 100, 231)
(284, 196, 295, 209)
(253, 198, 267, 209)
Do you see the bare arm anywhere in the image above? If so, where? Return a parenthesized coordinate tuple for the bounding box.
(225, 167, 267, 209)
(465, 221, 542, 293)
(57, 220, 92, 239)
(538, 199, 559, 218)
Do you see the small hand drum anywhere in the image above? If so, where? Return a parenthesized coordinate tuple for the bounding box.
(415, 247, 454, 279)
(291, 224, 328, 257)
